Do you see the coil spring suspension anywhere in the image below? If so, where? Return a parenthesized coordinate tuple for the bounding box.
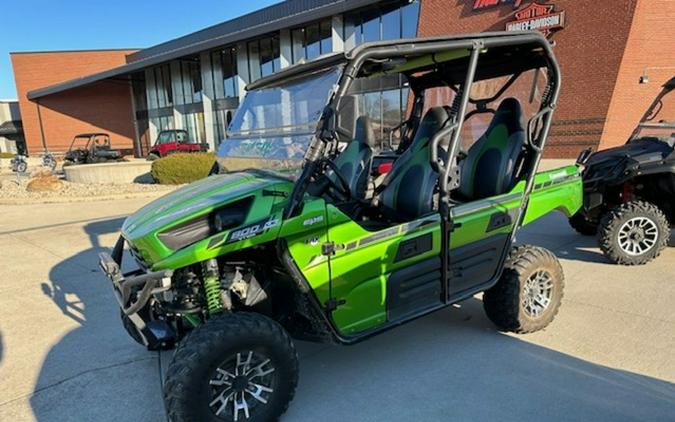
(203, 259, 223, 315)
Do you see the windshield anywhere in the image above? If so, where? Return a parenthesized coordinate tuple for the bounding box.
(216, 66, 342, 176)
(157, 130, 189, 144)
(634, 86, 675, 139)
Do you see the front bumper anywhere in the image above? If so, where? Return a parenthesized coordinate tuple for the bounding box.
(99, 236, 175, 349)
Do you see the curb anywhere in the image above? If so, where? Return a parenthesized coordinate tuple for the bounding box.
(0, 190, 175, 205)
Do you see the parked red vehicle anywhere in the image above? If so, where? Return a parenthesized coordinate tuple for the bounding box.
(147, 130, 208, 160)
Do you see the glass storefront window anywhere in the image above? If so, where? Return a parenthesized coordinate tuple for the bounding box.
(347, 0, 419, 45)
(291, 19, 333, 64)
(153, 65, 173, 108)
(249, 36, 280, 80)
(180, 60, 202, 104)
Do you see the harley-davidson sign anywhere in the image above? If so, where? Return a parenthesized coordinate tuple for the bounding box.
(506, 2, 566, 37)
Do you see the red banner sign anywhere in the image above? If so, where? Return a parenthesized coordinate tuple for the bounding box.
(471, 0, 524, 11)
(505, 2, 565, 37)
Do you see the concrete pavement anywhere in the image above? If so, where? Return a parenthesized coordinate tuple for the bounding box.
(0, 198, 673, 421)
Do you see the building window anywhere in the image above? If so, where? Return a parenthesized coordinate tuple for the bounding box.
(180, 60, 202, 104)
(346, 0, 420, 45)
(291, 19, 332, 64)
(248, 35, 280, 80)
(152, 64, 173, 108)
(342, 1, 419, 144)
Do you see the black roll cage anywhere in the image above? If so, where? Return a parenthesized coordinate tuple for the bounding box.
(283, 32, 561, 221)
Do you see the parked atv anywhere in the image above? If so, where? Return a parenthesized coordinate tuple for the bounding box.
(63, 133, 123, 166)
(572, 76, 675, 265)
(146, 129, 209, 160)
(42, 151, 56, 171)
(10, 154, 27, 173)
(99, 33, 581, 421)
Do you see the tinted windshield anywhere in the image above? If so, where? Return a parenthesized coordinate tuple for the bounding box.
(216, 66, 342, 176)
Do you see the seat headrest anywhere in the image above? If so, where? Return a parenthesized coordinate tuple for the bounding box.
(354, 115, 376, 147)
(489, 97, 524, 134)
(413, 107, 451, 147)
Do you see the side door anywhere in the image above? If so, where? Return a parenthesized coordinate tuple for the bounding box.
(323, 205, 442, 336)
(446, 191, 522, 298)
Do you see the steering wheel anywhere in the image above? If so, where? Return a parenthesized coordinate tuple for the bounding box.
(321, 159, 352, 200)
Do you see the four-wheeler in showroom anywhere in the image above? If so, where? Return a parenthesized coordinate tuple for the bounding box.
(99, 33, 582, 421)
(63, 132, 124, 166)
(571, 76, 675, 265)
(146, 129, 209, 160)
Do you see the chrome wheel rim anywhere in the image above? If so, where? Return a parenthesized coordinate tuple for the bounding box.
(209, 351, 276, 421)
(522, 270, 553, 318)
(618, 217, 658, 256)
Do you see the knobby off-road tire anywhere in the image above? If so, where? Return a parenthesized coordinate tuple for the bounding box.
(568, 211, 597, 236)
(483, 245, 564, 334)
(163, 312, 299, 422)
(597, 200, 669, 265)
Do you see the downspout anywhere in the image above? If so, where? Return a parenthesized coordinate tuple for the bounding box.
(36, 99, 48, 154)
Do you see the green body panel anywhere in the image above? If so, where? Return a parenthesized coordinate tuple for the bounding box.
(121, 171, 293, 269)
(121, 164, 581, 335)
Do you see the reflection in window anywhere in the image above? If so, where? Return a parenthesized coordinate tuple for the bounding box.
(248, 36, 280, 80)
(210, 47, 239, 99)
(152, 65, 173, 108)
(291, 19, 333, 64)
(180, 60, 202, 104)
(347, 0, 419, 45)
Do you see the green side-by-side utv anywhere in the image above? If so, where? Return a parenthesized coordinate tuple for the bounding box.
(99, 32, 582, 421)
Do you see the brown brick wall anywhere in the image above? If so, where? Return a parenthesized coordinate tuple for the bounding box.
(11, 50, 138, 155)
(417, 0, 639, 157)
(600, 0, 675, 149)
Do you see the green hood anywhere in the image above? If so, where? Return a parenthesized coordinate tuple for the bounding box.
(122, 171, 293, 266)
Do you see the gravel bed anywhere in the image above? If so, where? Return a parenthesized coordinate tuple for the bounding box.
(0, 175, 179, 204)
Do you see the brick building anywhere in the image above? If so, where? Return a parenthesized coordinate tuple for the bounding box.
(10, 0, 675, 158)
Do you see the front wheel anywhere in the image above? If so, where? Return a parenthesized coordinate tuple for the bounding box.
(164, 312, 299, 422)
(597, 200, 669, 265)
(483, 245, 564, 334)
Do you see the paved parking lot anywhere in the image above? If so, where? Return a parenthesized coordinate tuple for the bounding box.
(0, 198, 674, 421)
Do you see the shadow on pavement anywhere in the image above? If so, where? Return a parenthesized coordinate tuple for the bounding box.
(31, 217, 165, 422)
(29, 213, 675, 422)
(289, 299, 675, 422)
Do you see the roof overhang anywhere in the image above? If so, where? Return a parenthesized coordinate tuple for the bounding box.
(27, 0, 381, 101)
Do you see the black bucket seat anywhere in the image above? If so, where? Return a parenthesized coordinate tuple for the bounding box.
(458, 97, 526, 200)
(328, 115, 376, 200)
(375, 107, 452, 221)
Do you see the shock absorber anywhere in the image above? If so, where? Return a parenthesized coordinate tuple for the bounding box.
(202, 259, 223, 315)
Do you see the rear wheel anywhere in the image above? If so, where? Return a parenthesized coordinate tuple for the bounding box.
(568, 211, 597, 236)
(483, 245, 564, 334)
(598, 201, 669, 265)
(16, 161, 27, 173)
(164, 312, 299, 422)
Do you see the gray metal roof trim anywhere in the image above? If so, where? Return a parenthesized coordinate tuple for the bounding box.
(27, 0, 381, 100)
(126, 0, 381, 63)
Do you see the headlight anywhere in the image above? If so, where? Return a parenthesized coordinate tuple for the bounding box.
(157, 197, 251, 250)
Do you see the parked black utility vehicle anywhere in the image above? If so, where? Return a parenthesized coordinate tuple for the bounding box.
(63, 133, 124, 166)
(572, 76, 675, 265)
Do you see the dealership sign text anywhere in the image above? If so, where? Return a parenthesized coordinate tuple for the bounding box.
(506, 2, 565, 37)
